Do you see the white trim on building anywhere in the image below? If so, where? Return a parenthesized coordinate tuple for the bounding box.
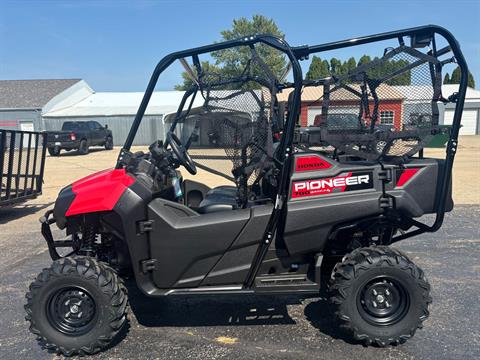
(393, 85, 480, 135)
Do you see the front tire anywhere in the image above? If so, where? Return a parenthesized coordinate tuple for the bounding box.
(25, 256, 128, 356)
(105, 136, 113, 150)
(329, 246, 431, 346)
(78, 139, 89, 155)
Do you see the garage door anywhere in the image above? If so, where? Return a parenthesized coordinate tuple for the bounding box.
(443, 109, 478, 135)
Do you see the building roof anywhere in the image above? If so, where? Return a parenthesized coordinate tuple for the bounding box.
(277, 84, 480, 104)
(43, 89, 264, 118)
(391, 85, 434, 101)
(43, 91, 202, 117)
(277, 83, 404, 103)
(442, 84, 480, 101)
(393, 85, 480, 102)
(0, 79, 82, 109)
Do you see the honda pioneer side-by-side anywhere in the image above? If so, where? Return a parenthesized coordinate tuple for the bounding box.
(25, 25, 468, 356)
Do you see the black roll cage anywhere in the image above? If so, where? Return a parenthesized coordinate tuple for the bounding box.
(117, 25, 468, 288)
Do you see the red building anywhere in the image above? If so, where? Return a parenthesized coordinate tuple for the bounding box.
(277, 84, 405, 130)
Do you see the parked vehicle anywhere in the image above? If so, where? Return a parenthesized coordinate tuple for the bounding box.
(25, 25, 468, 356)
(46, 121, 113, 156)
(0, 129, 46, 206)
(297, 113, 394, 154)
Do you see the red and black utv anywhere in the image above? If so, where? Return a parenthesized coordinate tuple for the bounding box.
(25, 25, 468, 355)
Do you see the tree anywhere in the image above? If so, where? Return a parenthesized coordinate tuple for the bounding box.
(444, 67, 475, 88)
(175, 15, 287, 90)
(358, 55, 372, 66)
(305, 54, 410, 85)
(174, 61, 221, 90)
(443, 73, 450, 84)
(468, 72, 475, 88)
(344, 57, 357, 74)
(384, 59, 411, 86)
(450, 67, 461, 84)
(305, 56, 330, 80)
(329, 58, 344, 76)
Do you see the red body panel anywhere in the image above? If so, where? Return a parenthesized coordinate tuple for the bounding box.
(396, 168, 421, 187)
(66, 169, 135, 216)
(295, 154, 333, 172)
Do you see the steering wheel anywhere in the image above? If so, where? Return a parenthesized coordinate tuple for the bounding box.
(166, 131, 197, 175)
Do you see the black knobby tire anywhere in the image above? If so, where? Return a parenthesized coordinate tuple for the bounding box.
(25, 256, 128, 356)
(329, 246, 431, 346)
(78, 139, 89, 155)
(48, 147, 61, 156)
(105, 136, 113, 150)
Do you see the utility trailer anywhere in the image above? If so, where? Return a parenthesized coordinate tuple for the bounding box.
(0, 129, 47, 206)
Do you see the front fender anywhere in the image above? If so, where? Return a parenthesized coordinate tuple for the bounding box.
(53, 169, 135, 228)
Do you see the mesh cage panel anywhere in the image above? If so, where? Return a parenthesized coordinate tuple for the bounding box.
(196, 88, 273, 205)
(172, 47, 279, 206)
(304, 45, 443, 161)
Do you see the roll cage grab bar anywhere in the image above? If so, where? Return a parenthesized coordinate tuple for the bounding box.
(118, 25, 468, 286)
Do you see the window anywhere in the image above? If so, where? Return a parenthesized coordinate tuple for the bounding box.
(88, 121, 102, 130)
(380, 111, 394, 125)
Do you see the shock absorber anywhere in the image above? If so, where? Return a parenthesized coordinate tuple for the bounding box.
(82, 223, 97, 256)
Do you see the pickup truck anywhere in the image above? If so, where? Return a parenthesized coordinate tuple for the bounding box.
(46, 121, 113, 156)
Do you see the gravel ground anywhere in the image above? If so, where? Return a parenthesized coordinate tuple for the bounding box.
(0, 204, 478, 360)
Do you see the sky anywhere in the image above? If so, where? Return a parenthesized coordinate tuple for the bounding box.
(1, 0, 479, 91)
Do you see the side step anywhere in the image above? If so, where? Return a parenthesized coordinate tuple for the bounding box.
(152, 281, 319, 296)
(163, 286, 253, 296)
(147, 255, 324, 297)
(254, 274, 320, 294)
(253, 254, 323, 294)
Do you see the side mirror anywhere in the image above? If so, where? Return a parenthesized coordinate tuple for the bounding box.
(104, 124, 108, 129)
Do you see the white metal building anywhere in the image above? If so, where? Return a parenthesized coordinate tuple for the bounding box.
(441, 85, 480, 135)
(42, 91, 201, 146)
(394, 85, 480, 135)
(2, 79, 478, 146)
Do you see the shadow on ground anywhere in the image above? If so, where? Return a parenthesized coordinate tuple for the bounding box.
(304, 298, 360, 345)
(126, 279, 357, 346)
(49, 147, 108, 157)
(0, 202, 53, 224)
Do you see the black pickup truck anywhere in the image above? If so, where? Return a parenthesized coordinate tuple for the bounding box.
(46, 121, 113, 156)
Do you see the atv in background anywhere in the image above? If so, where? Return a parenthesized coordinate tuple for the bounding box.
(25, 25, 468, 356)
(46, 121, 113, 156)
(297, 113, 394, 154)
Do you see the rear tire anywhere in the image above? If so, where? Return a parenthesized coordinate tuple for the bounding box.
(329, 246, 431, 346)
(105, 136, 113, 150)
(25, 256, 128, 356)
(48, 147, 61, 156)
(78, 140, 89, 155)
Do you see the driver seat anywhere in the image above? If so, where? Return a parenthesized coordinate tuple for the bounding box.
(197, 186, 239, 214)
